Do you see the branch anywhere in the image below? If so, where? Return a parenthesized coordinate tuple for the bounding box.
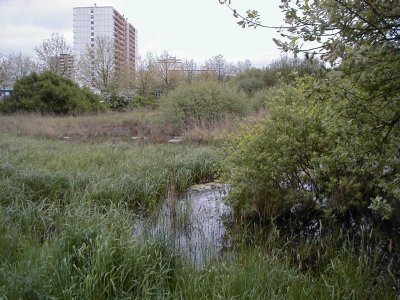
(218, 0, 290, 30)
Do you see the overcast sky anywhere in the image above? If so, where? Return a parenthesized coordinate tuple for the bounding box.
(0, 0, 286, 67)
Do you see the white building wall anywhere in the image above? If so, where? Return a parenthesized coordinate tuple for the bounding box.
(73, 6, 115, 58)
(73, 5, 138, 84)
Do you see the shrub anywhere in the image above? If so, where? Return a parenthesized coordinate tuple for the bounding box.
(234, 68, 266, 96)
(0, 71, 104, 115)
(222, 81, 326, 220)
(131, 95, 159, 109)
(160, 81, 250, 129)
(102, 91, 130, 111)
(223, 74, 400, 222)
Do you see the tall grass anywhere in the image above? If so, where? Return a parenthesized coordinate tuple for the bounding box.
(0, 133, 397, 298)
(174, 245, 395, 299)
(0, 134, 219, 210)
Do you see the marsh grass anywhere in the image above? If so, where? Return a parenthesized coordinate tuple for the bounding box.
(0, 133, 397, 298)
(0, 134, 218, 210)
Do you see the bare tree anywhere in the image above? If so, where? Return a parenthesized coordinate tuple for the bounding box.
(236, 59, 252, 73)
(157, 50, 183, 92)
(0, 54, 12, 89)
(0, 52, 37, 90)
(75, 36, 116, 92)
(34, 33, 71, 74)
(181, 59, 198, 84)
(205, 54, 229, 83)
(7, 52, 38, 82)
(135, 52, 158, 95)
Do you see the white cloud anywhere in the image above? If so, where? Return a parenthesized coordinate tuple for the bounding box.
(0, 0, 286, 66)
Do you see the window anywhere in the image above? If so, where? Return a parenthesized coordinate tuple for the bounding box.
(91, 32, 94, 36)
(91, 38, 94, 42)
(91, 27, 94, 30)
(91, 21, 94, 24)
(91, 15, 94, 19)
(90, 9, 94, 13)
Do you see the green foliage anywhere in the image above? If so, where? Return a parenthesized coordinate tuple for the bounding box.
(233, 57, 324, 97)
(0, 71, 104, 115)
(276, 0, 399, 63)
(265, 55, 324, 86)
(160, 81, 250, 129)
(368, 196, 393, 221)
(223, 74, 400, 220)
(0, 134, 220, 211)
(0, 133, 396, 298)
(234, 68, 265, 96)
(175, 244, 394, 299)
(222, 0, 400, 223)
(131, 94, 159, 109)
(102, 90, 129, 111)
(223, 80, 325, 219)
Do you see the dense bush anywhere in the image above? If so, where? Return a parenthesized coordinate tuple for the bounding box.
(131, 95, 159, 109)
(264, 56, 323, 86)
(160, 81, 250, 129)
(223, 76, 400, 221)
(234, 68, 266, 96)
(0, 71, 104, 115)
(102, 90, 130, 111)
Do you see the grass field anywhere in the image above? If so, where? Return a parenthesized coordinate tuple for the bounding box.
(0, 113, 397, 299)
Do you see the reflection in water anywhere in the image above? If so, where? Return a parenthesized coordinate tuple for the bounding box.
(133, 183, 231, 265)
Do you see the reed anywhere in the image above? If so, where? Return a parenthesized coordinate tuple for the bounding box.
(0, 133, 396, 299)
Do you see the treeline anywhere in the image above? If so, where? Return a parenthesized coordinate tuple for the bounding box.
(0, 47, 320, 116)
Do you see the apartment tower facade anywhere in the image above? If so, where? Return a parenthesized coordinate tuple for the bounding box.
(73, 6, 137, 79)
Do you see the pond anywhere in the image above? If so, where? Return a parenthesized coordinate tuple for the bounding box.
(133, 183, 232, 265)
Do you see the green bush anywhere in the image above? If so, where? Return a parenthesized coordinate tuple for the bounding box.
(234, 68, 266, 96)
(102, 91, 130, 111)
(223, 81, 325, 219)
(0, 71, 104, 115)
(223, 74, 400, 221)
(131, 95, 159, 109)
(160, 81, 250, 129)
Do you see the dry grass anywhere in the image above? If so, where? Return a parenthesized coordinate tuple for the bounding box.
(0, 109, 177, 142)
(0, 109, 268, 144)
(181, 111, 268, 144)
(181, 117, 239, 144)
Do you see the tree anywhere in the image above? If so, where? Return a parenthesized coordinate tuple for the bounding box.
(205, 54, 229, 83)
(135, 53, 159, 96)
(235, 59, 252, 73)
(181, 59, 198, 84)
(7, 52, 38, 82)
(75, 36, 116, 93)
(221, 0, 400, 221)
(234, 68, 265, 96)
(274, 0, 399, 62)
(0, 53, 38, 90)
(0, 54, 12, 89)
(34, 33, 72, 74)
(156, 50, 183, 92)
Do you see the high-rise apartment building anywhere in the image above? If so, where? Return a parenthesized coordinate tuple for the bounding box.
(58, 53, 74, 78)
(73, 5, 137, 77)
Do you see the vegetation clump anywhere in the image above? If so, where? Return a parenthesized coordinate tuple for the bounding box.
(160, 81, 250, 129)
(0, 71, 104, 115)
